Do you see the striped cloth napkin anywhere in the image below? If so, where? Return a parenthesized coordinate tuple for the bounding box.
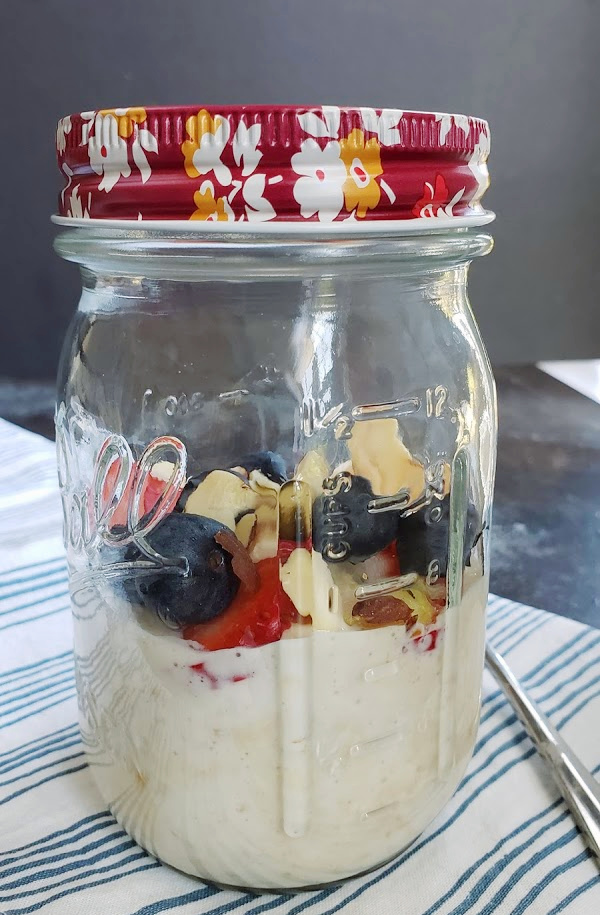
(0, 416, 598, 915)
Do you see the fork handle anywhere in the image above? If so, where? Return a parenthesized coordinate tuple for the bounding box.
(485, 641, 600, 862)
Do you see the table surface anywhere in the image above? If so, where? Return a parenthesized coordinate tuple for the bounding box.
(1, 365, 598, 629)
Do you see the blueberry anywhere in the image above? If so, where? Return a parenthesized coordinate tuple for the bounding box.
(128, 513, 239, 626)
(239, 451, 287, 484)
(396, 496, 481, 577)
(313, 474, 398, 563)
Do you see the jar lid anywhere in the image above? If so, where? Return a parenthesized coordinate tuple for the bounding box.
(54, 105, 492, 230)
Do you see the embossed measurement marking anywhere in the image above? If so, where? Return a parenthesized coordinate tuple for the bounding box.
(425, 385, 448, 417)
(354, 573, 418, 601)
(360, 800, 402, 822)
(320, 457, 446, 562)
(218, 388, 250, 401)
(367, 459, 447, 515)
(335, 397, 421, 440)
(351, 398, 421, 420)
(363, 659, 401, 683)
(349, 730, 403, 758)
(302, 384, 452, 438)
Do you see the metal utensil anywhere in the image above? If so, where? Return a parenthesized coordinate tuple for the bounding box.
(485, 641, 600, 862)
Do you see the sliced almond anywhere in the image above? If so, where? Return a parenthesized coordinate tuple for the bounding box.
(296, 450, 329, 499)
(352, 596, 416, 627)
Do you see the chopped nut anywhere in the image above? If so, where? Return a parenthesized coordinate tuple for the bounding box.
(215, 529, 259, 594)
(235, 511, 257, 548)
(352, 596, 417, 627)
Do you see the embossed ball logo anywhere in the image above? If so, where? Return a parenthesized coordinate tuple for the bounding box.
(58, 431, 188, 583)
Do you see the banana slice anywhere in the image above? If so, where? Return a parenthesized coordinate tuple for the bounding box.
(295, 450, 329, 499)
(184, 470, 257, 531)
(280, 548, 351, 631)
(247, 471, 280, 561)
(348, 418, 424, 498)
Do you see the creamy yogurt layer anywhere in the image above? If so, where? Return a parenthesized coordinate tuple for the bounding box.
(74, 572, 487, 888)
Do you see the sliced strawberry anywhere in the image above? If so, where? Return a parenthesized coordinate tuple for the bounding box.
(378, 541, 400, 572)
(183, 557, 297, 651)
(142, 473, 169, 516)
(102, 461, 133, 528)
(277, 537, 312, 564)
(413, 627, 442, 652)
(359, 541, 400, 582)
(189, 661, 249, 688)
(102, 461, 172, 530)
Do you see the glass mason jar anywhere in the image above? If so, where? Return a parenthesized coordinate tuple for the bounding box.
(54, 106, 496, 890)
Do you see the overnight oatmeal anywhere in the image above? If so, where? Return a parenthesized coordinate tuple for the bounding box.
(67, 412, 488, 889)
(54, 104, 496, 889)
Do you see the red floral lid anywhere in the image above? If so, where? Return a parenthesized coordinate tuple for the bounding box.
(55, 105, 492, 227)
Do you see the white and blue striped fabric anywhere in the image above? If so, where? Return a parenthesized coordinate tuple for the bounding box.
(0, 416, 598, 915)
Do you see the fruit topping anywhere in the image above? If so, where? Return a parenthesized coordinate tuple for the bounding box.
(279, 548, 345, 630)
(184, 469, 257, 531)
(312, 474, 398, 563)
(390, 582, 443, 627)
(181, 467, 280, 561)
(295, 450, 329, 498)
(358, 541, 400, 580)
(347, 418, 427, 500)
(189, 661, 250, 689)
(352, 596, 417, 627)
(235, 511, 257, 548)
(238, 451, 287, 484)
(131, 513, 240, 627)
(278, 480, 312, 542)
(396, 495, 480, 577)
(214, 528, 259, 594)
(246, 472, 279, 562)
(103, 458, 178, 530)
(184, 557, 296, 650)
(413, 628, 442, 652)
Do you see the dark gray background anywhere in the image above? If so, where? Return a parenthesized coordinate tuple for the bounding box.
(1, 0, 599, 380)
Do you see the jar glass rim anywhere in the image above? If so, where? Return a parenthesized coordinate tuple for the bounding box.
(53, 220, 494, 280)
(52, 211, 494, 237)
